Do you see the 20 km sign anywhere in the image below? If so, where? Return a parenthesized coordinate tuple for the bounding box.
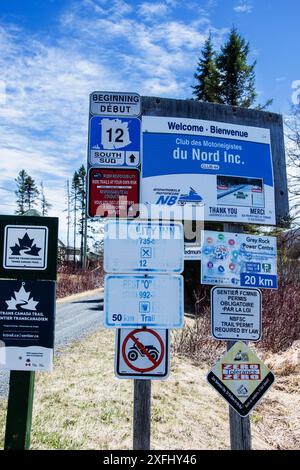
(115, 328, 170, 379)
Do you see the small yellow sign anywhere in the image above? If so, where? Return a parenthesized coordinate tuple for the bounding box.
(207, 341, 275, 416)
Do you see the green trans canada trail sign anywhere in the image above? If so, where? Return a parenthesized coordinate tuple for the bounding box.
(0, 215, 59, 281)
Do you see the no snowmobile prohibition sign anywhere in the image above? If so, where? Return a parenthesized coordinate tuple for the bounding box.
(115, 328, 170, 380)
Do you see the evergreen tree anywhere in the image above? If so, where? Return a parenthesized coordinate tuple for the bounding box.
(24, 175, 39, 211)
(15, 170, 39, 214)
(39, 182, 52, 216)
(192, 34, 221, 103)
(216, 27, 256, 107)
(71, 170, 80, 265)
(77, 165, 87, 267)
(15, 169, 28, 215)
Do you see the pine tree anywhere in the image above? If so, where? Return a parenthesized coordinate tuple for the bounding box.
(71, 170, 80, 265)
(77, 165, 87, 268)
(39, 182, 52, 216)
(15, 170, 39, 214)
(15, 170, 28, 215)
(216, 27, 256, 107)
(192, 34, 221, 103)
(24, 175, 39, 211)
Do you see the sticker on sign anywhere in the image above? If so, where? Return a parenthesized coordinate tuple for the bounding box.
(90, 91, 141, 117)
(104, 220, 184, 273)
(104, 274, 183, 328)
(211, 287, 262, 341)
(115, 328, 170, 380)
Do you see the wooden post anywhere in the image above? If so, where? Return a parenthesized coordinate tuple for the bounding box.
(224, 224, 251, 451)
(227, 341, 251, 450)
(133, 379, 151, 450)
(4, 371, 35, 450)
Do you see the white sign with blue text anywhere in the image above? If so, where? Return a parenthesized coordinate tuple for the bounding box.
(104, 274, 184, 328)
(141, 116, 275, 224)
(89, 116, 140, 167)
(201, 231, 277, 289)
(104, 220, 184, 273)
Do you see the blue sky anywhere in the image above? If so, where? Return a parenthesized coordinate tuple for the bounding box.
(0, 0, 299, 241)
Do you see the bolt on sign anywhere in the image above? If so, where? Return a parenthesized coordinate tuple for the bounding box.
(89, 91, 141, 117)
(104, 220, 184, 273)
(141, 116, 275, 224)
(211, 287, 262, 341)
(0, 215, 58, 280)
(88, 168, 140, 218)
(89, 116, 141, 167)
(104, 274, 184, 329)
(201, 230, 277, 289)
(207, 341, 275, 417)
(115, 328, 170, 380)
(0, 280, 56, 371)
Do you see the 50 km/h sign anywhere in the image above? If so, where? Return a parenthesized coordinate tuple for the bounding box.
(115, 328, 170, 380)
(104, 274, 184, 328)
(104, 220, 184, 273)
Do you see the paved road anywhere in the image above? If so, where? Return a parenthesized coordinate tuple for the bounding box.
(0, 290, 103, 398)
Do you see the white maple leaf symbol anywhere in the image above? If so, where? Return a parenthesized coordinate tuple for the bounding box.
(5, 285, 39, 311)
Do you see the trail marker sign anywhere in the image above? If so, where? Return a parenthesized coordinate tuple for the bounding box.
(89, 116, 140, 167)
(0, 280, 56, 371)
(211, 287, 262, 341)
(207, 341, 275, 417)
(115, 328, 170, 380)
(104, 274, 183, 329)
(0, 215, 58, 280)
(104, 220, 184, 273)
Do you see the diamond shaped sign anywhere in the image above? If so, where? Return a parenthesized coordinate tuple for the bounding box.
(207, 341, 275, 417)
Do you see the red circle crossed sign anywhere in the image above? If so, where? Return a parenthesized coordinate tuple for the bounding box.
(122, 329, 165, 373)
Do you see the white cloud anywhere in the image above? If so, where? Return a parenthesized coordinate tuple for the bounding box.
(234, 1, 253, 13)
(139, 2, 168, 18)
(0, 0, 228, 240)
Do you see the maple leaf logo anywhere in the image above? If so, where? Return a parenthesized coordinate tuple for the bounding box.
(10, 232, 41, 257)
(5, 285, 39, 311)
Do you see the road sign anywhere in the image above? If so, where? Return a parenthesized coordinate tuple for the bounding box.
(0, 280, 56, 371)
(89, 116, 140, 167)
(141, 116, 275, 224)
(201, 230, 277, 289)
(90, 91, 141, 117)
(207, 341, 275, 417)
(88, 167, 140, 218)
(104, 220, 184, 273)
(211, 287, 262, 341)
(104, 274, 184, 328)
(0, 216, 58, 280)
(115, 328, 170, 380)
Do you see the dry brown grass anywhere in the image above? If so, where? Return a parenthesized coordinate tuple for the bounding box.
(0, 323, 299, 450)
